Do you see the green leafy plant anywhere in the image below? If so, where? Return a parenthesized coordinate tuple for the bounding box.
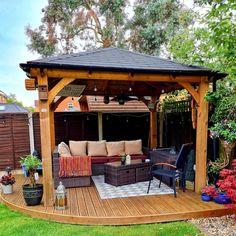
(209, 119, 236, 143)
(20, 155, 41, 187)
(206, 81, 236, 143)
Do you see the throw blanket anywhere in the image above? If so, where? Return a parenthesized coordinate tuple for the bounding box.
(59, 156, 92, 177)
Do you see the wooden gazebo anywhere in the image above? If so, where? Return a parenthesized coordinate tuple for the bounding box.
(20, 48, 226, 207)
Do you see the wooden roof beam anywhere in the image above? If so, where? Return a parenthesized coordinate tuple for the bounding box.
(30, 68, 203, 83)
(178, 82, 200, 105)
(48, 78, 75, 105)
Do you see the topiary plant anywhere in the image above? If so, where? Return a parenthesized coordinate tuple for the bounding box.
(20, 154, 41, 187)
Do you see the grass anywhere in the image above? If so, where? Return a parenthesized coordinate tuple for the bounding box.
(0, 203, 202, 236)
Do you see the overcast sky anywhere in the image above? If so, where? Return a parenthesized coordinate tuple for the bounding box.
(0, 0, 193, 107)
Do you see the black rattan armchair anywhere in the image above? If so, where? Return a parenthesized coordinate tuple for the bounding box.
(147, 143, 193, 197)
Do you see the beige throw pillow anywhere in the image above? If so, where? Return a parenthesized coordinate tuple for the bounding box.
(58, 142, 71, 157)
(69, 140, 87, 156)
(125, 139, 143, 155)
(106, 141, 125, 156)
(87, 141, 107, 156)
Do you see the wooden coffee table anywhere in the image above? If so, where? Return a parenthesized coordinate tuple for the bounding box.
(104, 159, 152, 186)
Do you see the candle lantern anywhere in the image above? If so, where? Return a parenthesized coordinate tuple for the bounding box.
(55, 181, 68, 210)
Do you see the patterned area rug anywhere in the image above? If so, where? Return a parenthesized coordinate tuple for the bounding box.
(92, 175, 174, 199)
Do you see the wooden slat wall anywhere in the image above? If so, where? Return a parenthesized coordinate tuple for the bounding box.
(12, 114, 30, 168)
(33, 113, 41, 155)
(0, 114, 30, 170)
(33, 111, 195, 150)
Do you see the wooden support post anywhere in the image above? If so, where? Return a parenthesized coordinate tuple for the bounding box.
(159, 111, 164, 147)
(195, 78, 209, 193)
(98, 112, 103, 141)
(50, 109, 55, 150)
(37, 71, 54, 207)
(150, 111, 158, 149)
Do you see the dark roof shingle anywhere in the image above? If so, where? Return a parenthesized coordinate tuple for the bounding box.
(0, 103, 28, 113)
(20, 48, 226, 78)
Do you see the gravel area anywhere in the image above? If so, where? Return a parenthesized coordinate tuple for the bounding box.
(189, 214, 236, 236)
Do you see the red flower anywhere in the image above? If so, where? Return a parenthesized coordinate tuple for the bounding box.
(217, 167, 236, 204)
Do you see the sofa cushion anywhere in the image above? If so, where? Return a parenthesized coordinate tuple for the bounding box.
(125, 139, 143, 155)
(69, 140, 87, 156)
(87, 141, 107, 156)
(106, 141, 125, 156)
(58, 142, 71, 157)
(91, 156, 108, 164)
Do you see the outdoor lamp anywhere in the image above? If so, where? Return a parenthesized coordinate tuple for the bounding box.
(55, 181, 68, 210)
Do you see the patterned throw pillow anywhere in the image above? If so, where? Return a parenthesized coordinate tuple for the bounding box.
(58, 142, 71, 157)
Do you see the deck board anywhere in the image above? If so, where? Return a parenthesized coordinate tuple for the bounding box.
(1, 175, 235, 225)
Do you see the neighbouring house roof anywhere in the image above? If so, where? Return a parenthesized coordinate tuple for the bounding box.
(54, 96, 149, 112)
(86, 96, 149, 112)
(20, 47, 226, 79)
(0, 103, 28, 113)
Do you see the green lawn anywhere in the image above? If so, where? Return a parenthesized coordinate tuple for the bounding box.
(0, 203, 202, 236)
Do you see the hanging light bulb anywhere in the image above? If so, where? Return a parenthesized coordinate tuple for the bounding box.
(129, 86, 132, 92)
(94, 81, 97, 92)
(161, 89, 165, 94)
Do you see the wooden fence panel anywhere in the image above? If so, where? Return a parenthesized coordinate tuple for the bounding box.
(12, 114, 30, 168)
(0, 114, 30, 170)
(0, 115, 14, 170)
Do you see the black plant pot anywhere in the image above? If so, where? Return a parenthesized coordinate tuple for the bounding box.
(22, 184, 43, 206)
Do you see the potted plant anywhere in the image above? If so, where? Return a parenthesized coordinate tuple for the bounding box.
(214, 167, 236, 205)
(20, 154, 43, 206)
(0, 167, 15, 194)
(201, 185, 218, 201)
(120, 154, 126, 165)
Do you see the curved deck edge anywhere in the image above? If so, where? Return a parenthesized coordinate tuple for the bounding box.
(1, 193, 235, 225)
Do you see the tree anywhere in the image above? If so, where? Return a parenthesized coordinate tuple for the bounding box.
(25, 0, 128, 56)
(169, 0, 236, 80)
(26, 0, 195, 57)
(7, 93, 35, 112)
(128, 0, 195, 55)
(7, 93, 24, 107)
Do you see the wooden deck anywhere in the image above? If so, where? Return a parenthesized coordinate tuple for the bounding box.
(1, 175, 235, 225)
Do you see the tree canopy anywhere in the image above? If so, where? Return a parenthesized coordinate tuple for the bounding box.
(25, 0, 194, 57)
(26, 0, 129, 56)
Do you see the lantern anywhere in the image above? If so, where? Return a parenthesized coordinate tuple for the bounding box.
(55, 181, 68, 210)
